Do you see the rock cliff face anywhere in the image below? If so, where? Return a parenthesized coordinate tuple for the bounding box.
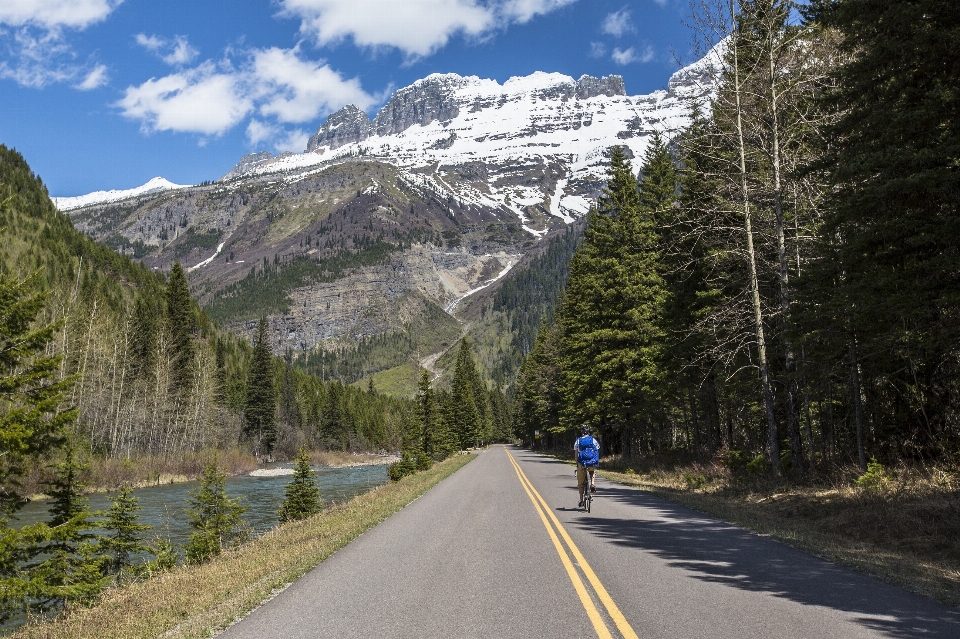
(372, 74, 463, 137)
(306, 105, 373, 153)
(305, 72, 633, 154)
(221, 151, 274, 181)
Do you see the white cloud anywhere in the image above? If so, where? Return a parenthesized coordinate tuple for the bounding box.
(500, 0, 576, 23)
(164, 36, 198, 65)
(135, 33, 163, 51)
(0, 27, 85, 87)
(589, 41, 606, 58)
(274, 128, 310, 153)
(281, 0, 491, 57)
(601, 8, 633, 37)
(116, 61, 253, 135)
(0, 0, 122, 30)
(75, 63, 107, 89)
(252, 47, 373, 123)
(280, 0, 578, 57)
(0, 1, 120, 89)
(611, 46, 654, 65)
(246, 119, 276, 147)
(136, 34, 199, 66)
(117, 48, 375, 144)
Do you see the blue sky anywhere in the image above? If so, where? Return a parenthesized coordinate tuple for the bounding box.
(0, 0, 700, 197)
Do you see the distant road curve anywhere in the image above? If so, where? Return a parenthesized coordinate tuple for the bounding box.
(220, 446, 960, 639)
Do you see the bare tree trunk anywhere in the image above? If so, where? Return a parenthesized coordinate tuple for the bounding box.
(730, 6, 780, 475)
(849, 336, 867, 471)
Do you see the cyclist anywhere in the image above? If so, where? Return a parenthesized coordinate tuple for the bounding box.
(575, 424, 600, 508)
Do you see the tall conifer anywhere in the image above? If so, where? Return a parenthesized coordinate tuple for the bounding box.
(244, 317, 277, 456)
(278, 448, 322, 523)
(184, 462, 247, 564)
(451, 339, 482, 448)
(559, 145, 668, 431)
(165, 262, 195, 393)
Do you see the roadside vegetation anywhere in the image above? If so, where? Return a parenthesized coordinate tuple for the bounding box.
(594, 453, 960, 607)
(513, 0, 959, 610)
(9, 455, 472, 639)
(514, 1, 960, 488)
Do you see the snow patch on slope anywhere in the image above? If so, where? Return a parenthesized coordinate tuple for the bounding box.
(188, 242, 226, 272)
(445, 256, 521, 313)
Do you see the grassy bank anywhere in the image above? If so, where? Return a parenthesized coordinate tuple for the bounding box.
(12, 454, 473, 639)
(592, 453, 960, 607)
(23, 448, 259, 499)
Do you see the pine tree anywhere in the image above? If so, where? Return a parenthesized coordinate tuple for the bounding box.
(0, 270, 75, 515)
(431, 388, 458, 460)
(809, 0, 960, 456)
(165, 262, 195, 393)
(559, 145, 668, 433)
(321, 380, 347, 449)
(451, 339, 482, 448)
(244, 317, 277, 457)
(45, 445, 88, 529)
(514, 320, 564, 443)
(277, 448, 322, 523)
(0, 270, 80, 619)
(417, 370, 438, 457)
(184, 462, 247, 565)
(34, 448, 108, 614)
(100, 485, 152, 581)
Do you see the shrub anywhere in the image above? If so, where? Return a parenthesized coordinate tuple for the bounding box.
(387, 452, 418, 482)
(745, 455, 768, 475)
(855, 458, 891, 491)
(184, 462, 248, 564)
(278, 448, 323, 523)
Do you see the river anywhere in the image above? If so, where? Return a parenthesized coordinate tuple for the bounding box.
(14, 463, 389, 547)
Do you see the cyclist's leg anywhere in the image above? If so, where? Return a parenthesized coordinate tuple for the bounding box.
(576, 464, 586, 504)
(588, 466, 596, 491)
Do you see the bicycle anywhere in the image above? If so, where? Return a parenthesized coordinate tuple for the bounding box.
(577, 466, 596, 512)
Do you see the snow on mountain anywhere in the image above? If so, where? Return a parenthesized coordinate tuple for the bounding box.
(224, 49, 720, 224)
(59, 47, 721, 227)
(53, 177, 190, 211)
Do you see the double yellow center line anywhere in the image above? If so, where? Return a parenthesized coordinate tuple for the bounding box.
(505, 449, 640, 639)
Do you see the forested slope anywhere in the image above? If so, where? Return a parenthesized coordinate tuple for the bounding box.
(514, 0, 960, 475)
(0, 146, 417, 467)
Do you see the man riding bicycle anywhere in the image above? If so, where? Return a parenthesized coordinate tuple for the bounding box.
(575, 424, 600, 509)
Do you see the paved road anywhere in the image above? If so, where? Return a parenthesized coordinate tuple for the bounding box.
(220, 446, 960, 639)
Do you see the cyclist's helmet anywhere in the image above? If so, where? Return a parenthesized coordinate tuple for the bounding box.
(580, 424, 590, 435)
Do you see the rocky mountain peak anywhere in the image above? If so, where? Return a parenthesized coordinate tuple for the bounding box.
(221, 151, 274, 181)
(307, 104, 373, 152)
(575, 74, 626, 99)
(371, 74, 464, 138)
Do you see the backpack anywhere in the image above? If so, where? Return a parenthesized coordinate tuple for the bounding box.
(576, 435, 599, 466)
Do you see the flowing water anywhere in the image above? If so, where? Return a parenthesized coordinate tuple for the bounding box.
(13, 463, 389, 546)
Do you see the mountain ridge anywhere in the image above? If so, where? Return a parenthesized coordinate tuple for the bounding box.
(54, 50, 721, 391)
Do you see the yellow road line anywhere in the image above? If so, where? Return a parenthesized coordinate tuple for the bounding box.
(507, 450, 613, 639)
(507, 449, 641, 639)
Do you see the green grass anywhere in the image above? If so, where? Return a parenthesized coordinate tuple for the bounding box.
(12, 455, 473, 639)
(363, 362, 421, 397)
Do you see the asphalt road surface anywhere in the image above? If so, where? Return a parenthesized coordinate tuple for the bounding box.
(219, 445, 960, 639)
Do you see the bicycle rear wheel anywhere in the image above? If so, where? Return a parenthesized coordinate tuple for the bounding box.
(585, 491, 591, 513)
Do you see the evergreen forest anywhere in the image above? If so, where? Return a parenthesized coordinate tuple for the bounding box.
(514, 0, 960, 476)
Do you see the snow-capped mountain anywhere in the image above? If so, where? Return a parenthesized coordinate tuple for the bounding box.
(61, 50, 720, 365)
(222, 53, 717, 227)
(54, 177, 189, 212)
